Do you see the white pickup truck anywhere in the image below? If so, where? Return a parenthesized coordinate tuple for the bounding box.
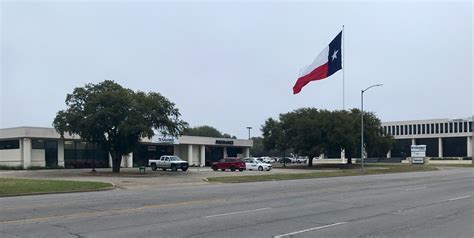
(148, 155, 189, 171)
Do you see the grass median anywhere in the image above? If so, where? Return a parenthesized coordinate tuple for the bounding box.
(207, 164, 438, 183)
(0, 178, 113, 197)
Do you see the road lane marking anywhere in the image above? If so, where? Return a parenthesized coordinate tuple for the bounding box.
(447, 195, 472, 201)
(0, 199, 223, 225)
(273, 222, 347, 238)
(405, 187, 426, 191)
(203, 207, 271, 218)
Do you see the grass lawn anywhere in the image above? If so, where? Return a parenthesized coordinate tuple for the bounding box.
(207, 164, 438, 183)
(0, 178, 113, 197)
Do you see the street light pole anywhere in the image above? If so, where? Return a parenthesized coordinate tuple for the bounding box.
(361, 84, 383, 171)
(246, 126, 252, 140)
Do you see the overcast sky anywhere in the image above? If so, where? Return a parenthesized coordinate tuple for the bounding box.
(1, 1, 472, 139)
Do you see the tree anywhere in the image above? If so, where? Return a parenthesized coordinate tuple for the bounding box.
(250, 137, 265, 157)
(53, 80, 187, 173)
(262, 118, 281, 153)
(262, 108, 393, 167)
(182, 125, 236, 138)
(279, 108, 325, 167)
(262, 118, 292, 164)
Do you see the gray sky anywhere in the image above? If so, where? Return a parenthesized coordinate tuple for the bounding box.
(1, 1, 472, 139)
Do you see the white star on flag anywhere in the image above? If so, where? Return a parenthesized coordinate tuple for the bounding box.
(331, 50, 338, 61)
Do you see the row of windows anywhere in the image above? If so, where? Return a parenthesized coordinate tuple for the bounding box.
(0, 140, 19, 150)
(383, 121, 472, 136)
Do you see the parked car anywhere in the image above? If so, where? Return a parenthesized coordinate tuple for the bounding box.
(296, 156, 308, 164)
(279, 157, 296, 164)
(243, 157, 272, 171)
(211, 158, 246, 172)
(261, 156, 275, 163)
(149, 155, 188, 171)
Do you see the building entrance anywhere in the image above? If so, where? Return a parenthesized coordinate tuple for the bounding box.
(45, 140, 58, 167)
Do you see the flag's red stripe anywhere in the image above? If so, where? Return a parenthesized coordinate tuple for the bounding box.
(292, 62, 329, 94)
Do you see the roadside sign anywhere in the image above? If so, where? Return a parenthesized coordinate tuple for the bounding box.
(411, 145, 426, 164)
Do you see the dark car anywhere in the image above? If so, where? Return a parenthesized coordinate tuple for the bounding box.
(211, 158, 246, 172)
(279, 157, 294, 164)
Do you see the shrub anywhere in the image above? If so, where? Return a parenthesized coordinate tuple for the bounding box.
(27, 165, 64, 170)
(0, 165, 24, 170)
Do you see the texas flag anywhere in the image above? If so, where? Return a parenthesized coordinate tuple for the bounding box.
(293, 31, 342, 94)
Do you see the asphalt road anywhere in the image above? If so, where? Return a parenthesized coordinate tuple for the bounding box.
(1, 167, 473, 238)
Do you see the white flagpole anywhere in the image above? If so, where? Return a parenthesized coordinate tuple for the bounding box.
(342, 25, 345, 110)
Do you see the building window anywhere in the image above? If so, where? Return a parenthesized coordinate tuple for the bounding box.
(417, 124, 421, 134)
(445, 123, 449, 133)
(469, 122, 472, 132)
(388, 126, 391, 135)
(396, 126, 399, 135)
(435, 124, 439, 134)
(0, 140, 20, 150)
(430, 124, 434, 134)
(409, 125, 412, 135)
(454, 122, 458, 133)
(32, 139, 45, 149)
(422, 124, 425, 134)
(449, 123, 453, 133)
(463, 122, 468, 132)
(440, 123, 444, 133)
(404, 125, 407, 135)
(392, 126, 395, 135)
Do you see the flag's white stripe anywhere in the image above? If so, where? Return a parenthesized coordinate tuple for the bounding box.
(299, 46, 329, 77)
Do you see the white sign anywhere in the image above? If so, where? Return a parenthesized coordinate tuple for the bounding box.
(151, 135, 178, 144)
(411, 145, 426, 164)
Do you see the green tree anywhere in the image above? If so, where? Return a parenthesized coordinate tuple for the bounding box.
(353, 109, 393, 159)
(182, 125, 236, 138)
(262, 108, 393, 167)
(262, 118, 292, 161)
(279, 108, 325, 167)
(53, 80, 187, 173)
(250, 137, 265, 157)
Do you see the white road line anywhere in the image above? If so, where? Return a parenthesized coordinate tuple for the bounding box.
(405, 187, 426, 191)
(448, 195, 472, 201)
(203, 207, 271, 218)
(273, 222, 348, 238)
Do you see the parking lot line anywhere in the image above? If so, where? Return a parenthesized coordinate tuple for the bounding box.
(273, 222, 347, 238)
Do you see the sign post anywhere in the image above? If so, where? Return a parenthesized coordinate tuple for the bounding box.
(411, 145, 426, 164)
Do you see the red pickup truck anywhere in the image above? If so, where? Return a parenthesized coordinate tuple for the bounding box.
(211, 158, 246, 172)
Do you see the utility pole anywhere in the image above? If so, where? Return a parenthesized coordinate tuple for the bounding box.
(246, 126, 252, 140)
